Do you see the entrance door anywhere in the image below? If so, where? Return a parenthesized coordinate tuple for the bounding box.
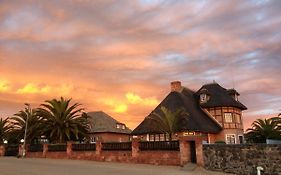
(190, 141, 196, 163)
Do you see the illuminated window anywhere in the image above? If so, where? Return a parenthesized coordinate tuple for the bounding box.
(116, 123, 126, 129)
(224, 113, 233, 123)
(235, 114, 241, 123)
(226, 134, 236, 144)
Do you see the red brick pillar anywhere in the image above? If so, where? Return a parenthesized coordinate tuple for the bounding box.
(67, 142, 73, 158)
(0, 145, 5, 156)
(43, 144, 48, 158)
(96, 141, 102, 156)
(25, 144, 30, 157)
(132, 139, 140, 158)
(18, 144, 23, 157)
(180, 139, 190, 166)
(195, 138, 204, 166)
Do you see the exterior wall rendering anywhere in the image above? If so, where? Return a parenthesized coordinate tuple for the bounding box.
(89, 133, 131, 143)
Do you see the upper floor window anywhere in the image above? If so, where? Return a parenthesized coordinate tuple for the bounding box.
(224, 113, 233, 123)
(235, 114, 241, 123)
(200, 94, 207, 103)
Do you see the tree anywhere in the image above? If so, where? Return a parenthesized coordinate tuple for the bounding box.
(148, 106, 189, 140)
(0, 117, 12, 144)
(37, 97, 89, 143)
(245, 118, 281, 143)
(10, 105, 43, 144)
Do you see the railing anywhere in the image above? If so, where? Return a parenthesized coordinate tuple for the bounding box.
(29, 144, 43, 152)
(48, 144, 67, 152)
(102, 142, 132, 151)
(140, 141, 179, 151)
(72, 143, 96, 151)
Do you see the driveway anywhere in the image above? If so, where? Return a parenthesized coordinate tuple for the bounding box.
(0, 157, 233, 175)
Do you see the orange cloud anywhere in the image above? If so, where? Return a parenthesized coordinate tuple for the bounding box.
(16, 83, 51, 94)
(101, 98, 128, 113)
(126, 92, 159, 106)
(0, 79, 10, 92)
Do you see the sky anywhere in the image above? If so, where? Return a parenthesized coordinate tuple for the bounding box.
(0, 0, 281, 130)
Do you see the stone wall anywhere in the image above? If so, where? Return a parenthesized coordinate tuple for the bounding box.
(203, 144, 281, 175)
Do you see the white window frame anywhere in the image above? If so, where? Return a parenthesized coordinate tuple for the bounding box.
(224, 113, 233, 123)
(225, 134, 236, 144)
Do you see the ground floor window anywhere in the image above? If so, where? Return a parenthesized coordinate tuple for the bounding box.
(225, 134, 236, 144)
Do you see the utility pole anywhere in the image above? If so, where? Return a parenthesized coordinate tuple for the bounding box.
(22, 103, 30, 158)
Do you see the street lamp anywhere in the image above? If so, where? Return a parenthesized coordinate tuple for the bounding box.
(22, 103, 30, 158)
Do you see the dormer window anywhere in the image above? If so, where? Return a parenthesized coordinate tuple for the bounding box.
(199, 88, 209, 103)
(200, 93, 207, 103)
(234, 94, 238, 101)
(116, 123, 126, 130)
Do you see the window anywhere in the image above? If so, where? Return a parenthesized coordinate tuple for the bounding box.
(200, 94, 207, 103)
(224, 113, 233, 123)
(160, 134, 165, 141)
(226, 134, 236, 144)
(149, 134, 154, 141)
(117, 123, 126, 129)
(235, 114, 241, 123)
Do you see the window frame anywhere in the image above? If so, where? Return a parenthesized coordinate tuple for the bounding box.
(225, 134, 236, 144)
(224, 112, 233, 123)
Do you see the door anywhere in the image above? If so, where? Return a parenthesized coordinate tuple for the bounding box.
(190, 141, 196, 163)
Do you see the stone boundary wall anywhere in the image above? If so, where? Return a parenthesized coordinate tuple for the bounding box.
(203, 144, 281, 175)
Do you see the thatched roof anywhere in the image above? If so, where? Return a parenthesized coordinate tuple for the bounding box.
(197, 83, 247, 110)
(87, 111, 131, 134)
(132, 88, 222, 135)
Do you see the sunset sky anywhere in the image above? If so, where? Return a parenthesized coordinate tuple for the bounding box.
(0, 0, 281, 130)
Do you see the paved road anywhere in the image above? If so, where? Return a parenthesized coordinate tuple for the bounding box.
(0, 157, 232, 175)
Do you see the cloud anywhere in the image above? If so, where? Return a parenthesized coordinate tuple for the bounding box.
(126, 92, 159, 106)
(16, 83, 50, 94)
(0, 0, 281, 130)
(101, 98, 128, 114)
(0, 79, 10, 92)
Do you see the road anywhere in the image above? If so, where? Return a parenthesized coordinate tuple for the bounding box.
(0, 157, 232, 175)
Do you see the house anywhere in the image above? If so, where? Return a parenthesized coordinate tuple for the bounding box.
(87, 111, 132, 143)
(131, 81, 247, 144)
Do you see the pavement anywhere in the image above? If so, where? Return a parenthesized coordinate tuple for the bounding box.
(0, 157, 234, 175)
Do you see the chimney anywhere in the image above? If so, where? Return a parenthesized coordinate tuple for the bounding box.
(170, 81, 182, 92)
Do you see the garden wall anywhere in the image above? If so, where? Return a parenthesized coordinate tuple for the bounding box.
(203, 144, 281, 175)
(22, 140, 192, 166)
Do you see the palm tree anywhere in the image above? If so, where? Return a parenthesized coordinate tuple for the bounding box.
(148, 106, 189, 140)
(245, 118, 281, 143)
(0, 117, 12, 144)
(37, 97, 89, 143)
(10, 105, 43, 144)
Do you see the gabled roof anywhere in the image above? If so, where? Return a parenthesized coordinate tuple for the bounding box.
(197, 83, 247, 110)
(132, 88, 222, 135)
(87, 111, 131, 134)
